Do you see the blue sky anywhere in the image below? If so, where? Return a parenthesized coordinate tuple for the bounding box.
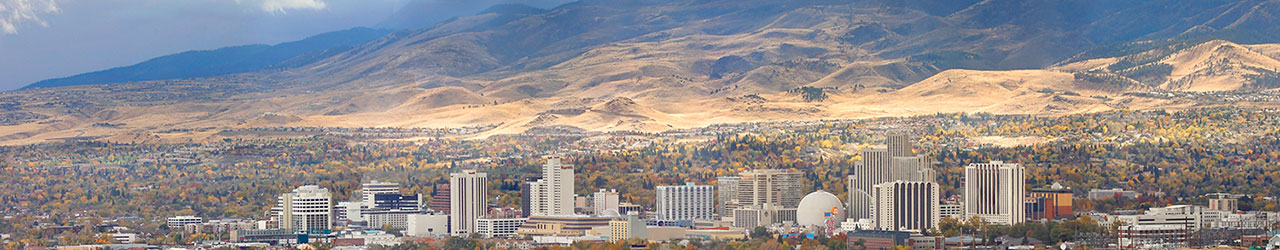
(0, 0, 572, 90)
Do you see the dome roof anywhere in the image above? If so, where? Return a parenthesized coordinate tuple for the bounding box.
(795, 190, 846, 227)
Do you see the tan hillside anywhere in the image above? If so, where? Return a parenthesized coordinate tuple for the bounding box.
(842, 69, 1116, 115)
(1159, 40, 1280, 91)
(6, 1, 1280, 145)
(1056, 40, 1280, 92)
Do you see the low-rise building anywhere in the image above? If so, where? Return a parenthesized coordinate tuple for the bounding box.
(847, 230, 910, 250)
(732, 204, 796, 228)
(1088, 188, 1139, 200)
(167, 216, 203, 228)
(184, 219, 254, 234)
(109, 233, 137, 244)
(517, 215, 613, 238)
(476, 218, 527, 238)
(405, 214, 449, 237)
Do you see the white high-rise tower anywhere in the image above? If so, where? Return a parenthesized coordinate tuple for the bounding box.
(964, 161, 1026, 225)
(279, 185, 334, 232)
(450, 170, 488, 236)
(529, 155, 575, 216)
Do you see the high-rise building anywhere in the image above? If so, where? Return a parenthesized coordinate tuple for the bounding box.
(738, 169, 803, 208)
(849, 133, 934, 221)
(964, 161, 1026, 225)
(594, 189, 620, 216)
(365, 193, 423, 230)
(450, 170, 488, 236)
(279, 185, 334, 232)
(520, 177, 538, 217)
(873, 181, 940, 233)
(887, 133, 913, 157)
(529, 155, 575, 216)
(429, 184, 451, 213)
(656, 182, 716, 221)
(716, 177, 740, 218)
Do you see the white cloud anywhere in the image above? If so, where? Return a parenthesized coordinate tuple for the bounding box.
(237, 0, 327, 14)
(0, 0, 59, 34)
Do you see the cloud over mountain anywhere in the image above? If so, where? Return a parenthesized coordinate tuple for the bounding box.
(238, 0, 327, 14)
(0, 0, 59, 34)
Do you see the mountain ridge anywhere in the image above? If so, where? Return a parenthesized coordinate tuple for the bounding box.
(3, 0, 1280, 145)
(24, 27, 392, 89)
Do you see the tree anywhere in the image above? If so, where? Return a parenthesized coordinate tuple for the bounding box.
(938, 217, 962, 237)
(750, 226, 772, 240)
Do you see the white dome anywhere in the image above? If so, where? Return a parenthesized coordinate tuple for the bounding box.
(795, 190, 846, 227)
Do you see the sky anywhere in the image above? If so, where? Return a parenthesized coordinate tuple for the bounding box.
(0, 0, 574, 90)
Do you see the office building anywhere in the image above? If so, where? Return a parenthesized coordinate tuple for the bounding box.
(1026, 197, 1048, 221)
(429, 184, 451, 213)
(656, 183, 716, 221)
(964, 161, 1026, 225)
(520, 177, 539, 217)
(849, 133, 935, 221)
(1029, 182, 1073, 220)
(529, 155, 575, 216)
(475, 218, 528, 238)
(405, 214, 449, 237)
(279, 185, 334, 232)
(594, 189, 619, 216)
(362, 180, 401, 208)
(716, 177, 740, 217)
(1208, 194, 1239, 212)
(168, 216, 204, 228)
(873, 181, 940, 233)
(451, 170, 488, 236)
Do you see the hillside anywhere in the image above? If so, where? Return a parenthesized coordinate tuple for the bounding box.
(3, 0, 1280, 145)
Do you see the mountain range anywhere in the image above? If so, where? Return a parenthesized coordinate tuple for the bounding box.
(3, 0, 1280, 145)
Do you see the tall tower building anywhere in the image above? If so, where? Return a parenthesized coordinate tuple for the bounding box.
(520, 177, 539, 217)
(593, 189, 620, 216)
(849, 133, 934, 221)
(529, 155, 575, 216)
(737, 169, 804, 208)
(964, 161, 1026, 225)
(887, 133, 913, 157)
(716, 176, 740, 217)
(734, 169, 803, 228)
(450, 170, 488, 236)
(873, 181, 940, 233)
(279, 185, 334, 232)
(656, 182, 716, 221)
